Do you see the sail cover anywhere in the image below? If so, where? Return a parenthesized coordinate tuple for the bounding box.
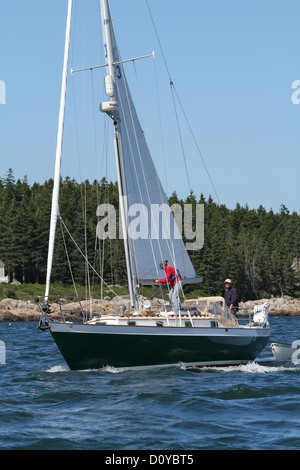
(101, 2, 201, 285)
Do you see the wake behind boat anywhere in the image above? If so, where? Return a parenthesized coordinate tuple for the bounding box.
(37, 0, 271, 371)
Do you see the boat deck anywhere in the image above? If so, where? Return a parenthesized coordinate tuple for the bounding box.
(37, 295, 270, 331)
(85, 311, 251, 330)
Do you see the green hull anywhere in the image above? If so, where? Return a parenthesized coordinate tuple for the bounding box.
(50, 323, 270, 370)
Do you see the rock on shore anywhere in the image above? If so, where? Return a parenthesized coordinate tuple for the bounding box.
(0, 299, 41, 322)
(0, 297, 132, 322)
(238, 296, 300, 317)
(0, 295, 300, 322)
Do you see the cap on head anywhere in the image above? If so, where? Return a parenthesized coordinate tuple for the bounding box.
(159, 260, 168, 269)
(224, 278, 232, 284)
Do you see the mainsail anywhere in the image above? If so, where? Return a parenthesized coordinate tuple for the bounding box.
(100, 0, 200, 290)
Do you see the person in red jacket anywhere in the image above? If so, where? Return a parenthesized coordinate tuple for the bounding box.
(155, 260, 182, 314)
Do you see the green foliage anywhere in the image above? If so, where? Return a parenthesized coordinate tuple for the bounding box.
(0, 170, 299, 301)
(0, 283, 129, 302)
(0, 171, 126, 290)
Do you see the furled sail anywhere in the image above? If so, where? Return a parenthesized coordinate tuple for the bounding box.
(100, 1, 201, 286)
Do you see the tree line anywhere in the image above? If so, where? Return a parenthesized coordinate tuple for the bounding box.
(0, 169, 299, 301)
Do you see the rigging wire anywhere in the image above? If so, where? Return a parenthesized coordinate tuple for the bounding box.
(172, 84, 258, 298)
(145, 0, 172, 85)
(169, 81, 191, 194)
(144, 0, 259, 298)
(82, 1, 92, 310)
(144, 0, 191, 195)
(59, 215, 86, 319)
(60, 216, 119, 299)
(137, 0, 168, 196)
(90, 69, 102, 300)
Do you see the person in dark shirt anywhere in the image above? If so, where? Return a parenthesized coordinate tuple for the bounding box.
(222, 278, 238, 315)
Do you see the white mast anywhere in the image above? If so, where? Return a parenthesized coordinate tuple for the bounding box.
(45, 0, 73, 302)
(100, 0, 138, 310)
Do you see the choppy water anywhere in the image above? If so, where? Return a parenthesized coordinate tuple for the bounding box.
(1, 317, 300, 451)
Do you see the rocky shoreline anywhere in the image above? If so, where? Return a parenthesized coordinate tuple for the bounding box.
(0, 295, 300, 323)
(238, 296, 300, 317)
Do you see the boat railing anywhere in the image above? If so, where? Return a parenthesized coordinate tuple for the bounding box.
(210, 302, 239, 328)
(181, 297, 270, 329)
(181, 297, 239, 328)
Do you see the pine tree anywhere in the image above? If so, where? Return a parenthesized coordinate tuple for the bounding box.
(0, 169, 299, 300)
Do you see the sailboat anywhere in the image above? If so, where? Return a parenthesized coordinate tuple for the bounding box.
(38, 0, 271, 371)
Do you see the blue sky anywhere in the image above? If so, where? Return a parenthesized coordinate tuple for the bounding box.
(1, 0, 299, 213)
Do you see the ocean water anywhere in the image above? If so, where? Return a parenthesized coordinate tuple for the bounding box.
(1, 317, 300, 452)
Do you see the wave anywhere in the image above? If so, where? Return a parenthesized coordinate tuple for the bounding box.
(45, 365, 70, 373)
(183, 360, 300, 374)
